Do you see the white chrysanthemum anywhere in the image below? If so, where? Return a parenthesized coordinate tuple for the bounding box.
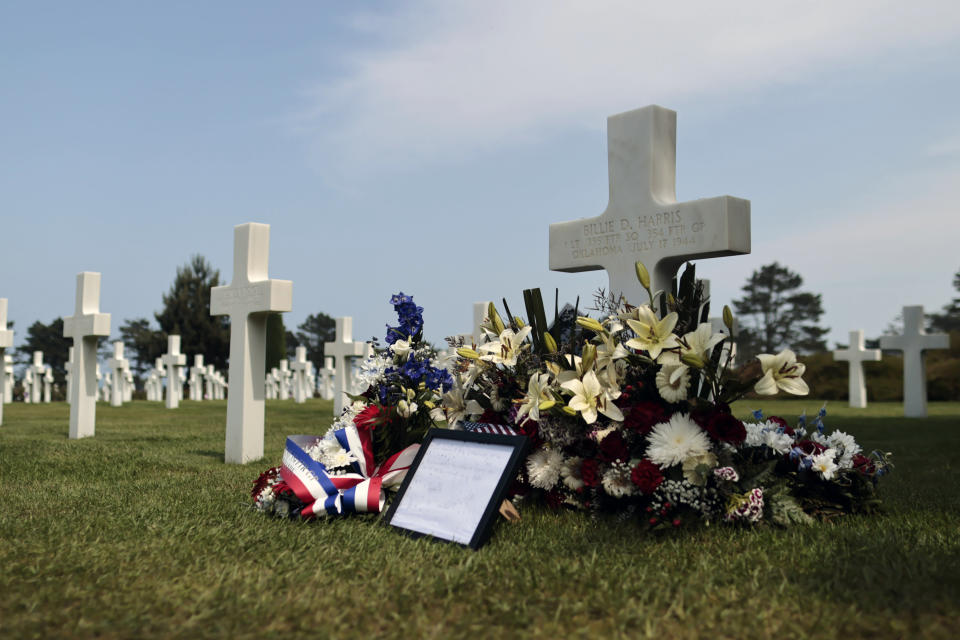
(655, 364, 690, 403)
(646, 413, 711, 468)
(811, 448, 839, 480)
(743, 423, 766, 448)
(827, 431, 861, 468)
(762, 429, 794, 454)
(357, 355, 388, 389)
(526, 448, 564, 489)
(601, 462, 636, 498)
(327, 448, 358, 469)
(560, 456, 585, 490)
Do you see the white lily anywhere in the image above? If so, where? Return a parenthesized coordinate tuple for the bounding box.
(477, 326, 532, 367)
(517, 372, 554, 424)
(440, 385, 484, 426)
(560, 369, 624, 425)
(624, 305, 680, 360)
(754, 349, 809, 395)
(673, 323, 726, 366)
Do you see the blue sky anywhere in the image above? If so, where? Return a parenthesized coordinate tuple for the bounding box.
(2, 1, 959, 358)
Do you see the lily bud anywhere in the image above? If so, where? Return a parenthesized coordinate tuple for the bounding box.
(542, 332, 558, 353)
(680, 351, 705, 369)
(723, 305, 734, 333)
(635, 261, 651, 290)
(538, 399, 556, 411)
(457, 347, 480, 360)
(576, 316, 604, 333)
(581, 343, 597, 372)
(561, 405, 578, 416)
(513, 316, 526, 329)
(488, 302, 506, 335)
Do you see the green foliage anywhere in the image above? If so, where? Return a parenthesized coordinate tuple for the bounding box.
(733, 262, 829, 359)
(929, 268, 960, 333)
(14, 317, 72, 385)
(285, 312, 336, 367)
(265, 313, 287, 374)
(0, 400, 958, 638)
(154, 255, 230, 370)
(118, 317, 166, 377)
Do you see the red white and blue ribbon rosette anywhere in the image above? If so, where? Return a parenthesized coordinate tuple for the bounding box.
(281, 427, 419, 518)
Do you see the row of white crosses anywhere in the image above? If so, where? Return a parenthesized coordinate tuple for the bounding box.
(833, 307, 949, 416)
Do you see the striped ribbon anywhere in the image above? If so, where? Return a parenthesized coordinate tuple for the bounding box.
(280, 428, 419, 519)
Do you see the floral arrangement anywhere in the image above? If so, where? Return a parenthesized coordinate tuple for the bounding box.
(435, 262, 891, 528)
(252, 292, 454, 519)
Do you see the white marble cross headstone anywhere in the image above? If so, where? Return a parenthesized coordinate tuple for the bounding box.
(278, 359, 290, 400)
(0, 299, 13, 424)
(162, 335, 187, 409)
(324, 317, 367, 416)
(3, 354, 13, 404)
(62, 272, 111, 439)
(880, 306, 949, 418)
(210, 222, 293, 464)
(549, 105, 751, 305)
(29, 351, 46, 403)
(833, 330, 881, 409)
(42, 366, 53, 403)
(65, 346, 74, 405)
(320, 356, 334, 400)
(189, 354, 205, 401)
(107, 341, 129, 407)
(290, 345, 309, 404)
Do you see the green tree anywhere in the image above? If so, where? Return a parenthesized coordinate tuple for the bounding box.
(733, 262, 829, 360)
(929, 268, 960, 333)
(118, 318, 167, 378)
(154, 255, 230, 370)
(285, 312, 336, 368)
(15, 318, 74, 386)
(265, 313, 287, 374)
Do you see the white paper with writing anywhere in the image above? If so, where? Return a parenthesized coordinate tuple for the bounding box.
(389, 438, 515, 545)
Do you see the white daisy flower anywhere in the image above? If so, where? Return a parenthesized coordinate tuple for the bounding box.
(526, 448, 564, 489)
(743, 423, 766, 448)
(646, 413, 711, 468)
(826, 431, 861, 468)
(811, 448, 839, 480)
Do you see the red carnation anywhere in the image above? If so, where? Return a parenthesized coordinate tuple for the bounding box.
(623, 401, 668, 435)
(631, 459, 664, 494)
(795, 440, 826, 456)
(251, 466, 281, 499)
(705, 413, 747, 444)
(598, 430, 629, 462)
(580, 459, 601, 487)
(852, 454, 876, 475)
(767, 415, 796, 436)
(354, 404, 384, 432)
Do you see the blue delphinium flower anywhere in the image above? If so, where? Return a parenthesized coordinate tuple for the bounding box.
(385, 292, 424, 344)
(752, 409, 764, 421)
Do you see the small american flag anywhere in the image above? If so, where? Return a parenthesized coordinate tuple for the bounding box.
(461, 421, 518, 436)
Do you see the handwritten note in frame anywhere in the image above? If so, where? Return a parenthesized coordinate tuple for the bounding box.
(384, 428, 528, 550)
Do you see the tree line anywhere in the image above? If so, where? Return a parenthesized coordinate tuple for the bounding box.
(11, 257, 960, 386)
(11, 255, 336, 386)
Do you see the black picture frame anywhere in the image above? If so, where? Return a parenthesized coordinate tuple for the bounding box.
(383, 428, 529, 550)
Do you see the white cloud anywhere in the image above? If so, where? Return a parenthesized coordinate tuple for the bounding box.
(749, 165, 960, 344)
(302, 0, 960, 175)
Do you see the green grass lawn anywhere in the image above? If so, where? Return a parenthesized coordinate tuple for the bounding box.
(1, 399, 958, 639)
